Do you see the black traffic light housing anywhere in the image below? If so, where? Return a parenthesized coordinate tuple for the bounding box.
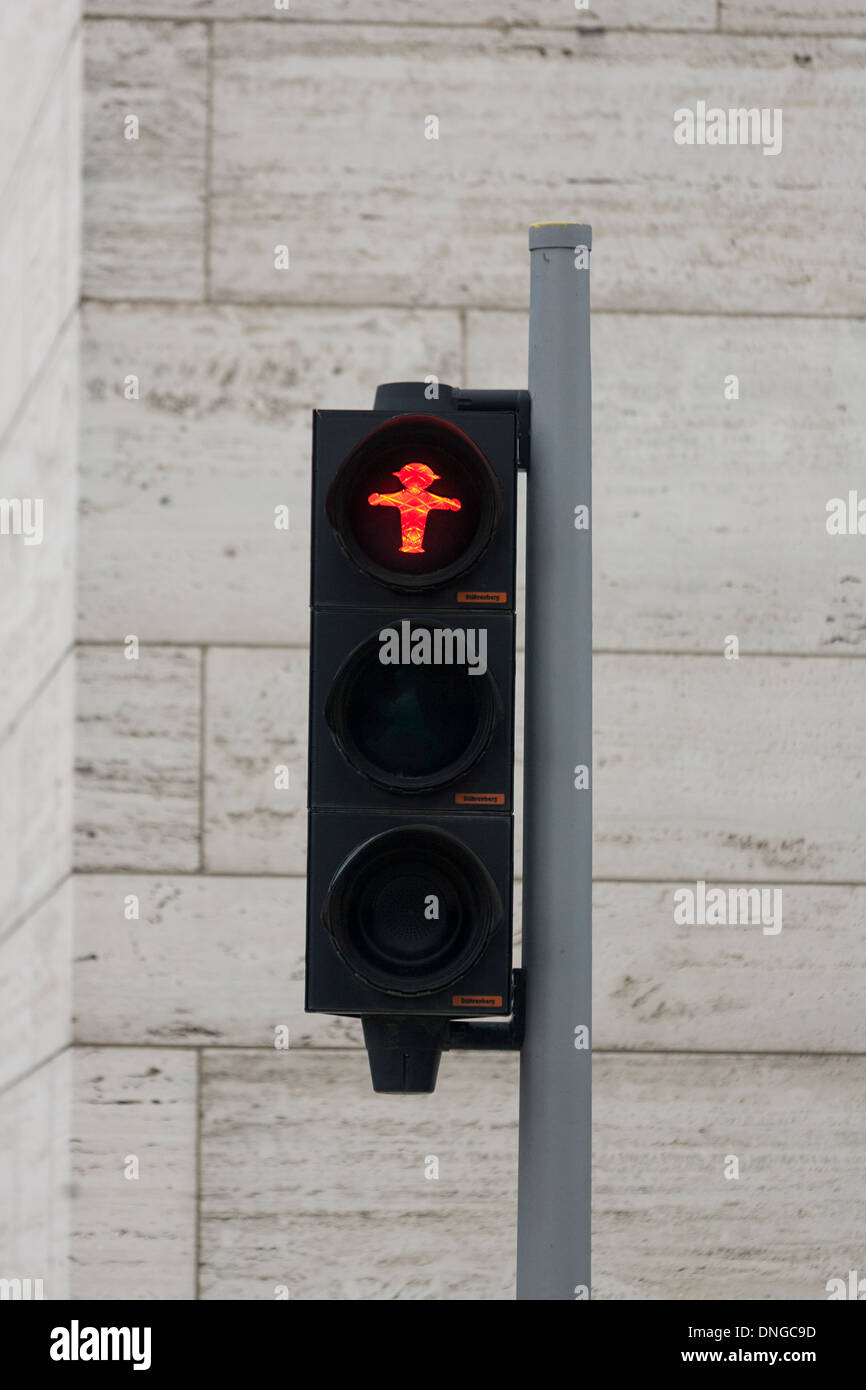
(306, 381, 528, 1092)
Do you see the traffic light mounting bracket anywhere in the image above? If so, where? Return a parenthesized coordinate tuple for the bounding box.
(373, 381, 532, 471)
(361, 969, 525, 1094)
(449, 966, 525, 1051)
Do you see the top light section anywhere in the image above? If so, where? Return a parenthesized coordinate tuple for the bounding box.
(326, 413, 502, 591)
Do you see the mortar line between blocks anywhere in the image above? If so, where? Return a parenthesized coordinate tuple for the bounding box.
(78, 297, 866, 323)
(81, 15, 863, 38)
(64, 1042, 866, 1060)
(73, 642, 866, 662)
(63, 871, 866, 888)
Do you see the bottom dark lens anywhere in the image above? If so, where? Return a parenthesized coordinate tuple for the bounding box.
(323, 826, 502, 996)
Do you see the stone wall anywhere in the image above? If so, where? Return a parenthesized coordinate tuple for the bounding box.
(1, 0, 864, 1300)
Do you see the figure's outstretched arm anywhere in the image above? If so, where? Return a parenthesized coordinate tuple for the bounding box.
(427, 493, 462, 511)
(368, 491, 402, 507)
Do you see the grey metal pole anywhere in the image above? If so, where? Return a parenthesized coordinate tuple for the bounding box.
(517, 222, 592, 1301)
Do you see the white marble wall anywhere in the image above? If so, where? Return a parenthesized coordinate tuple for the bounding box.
(0, 0, 82, 1300)
(197, 1050, 865, 1302)
(1, 0, 864, 1301)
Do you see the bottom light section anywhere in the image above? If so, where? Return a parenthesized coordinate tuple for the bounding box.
(306, 811, 513, 1017)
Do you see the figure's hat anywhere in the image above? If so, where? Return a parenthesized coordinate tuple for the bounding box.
(394, 461, 439, 487)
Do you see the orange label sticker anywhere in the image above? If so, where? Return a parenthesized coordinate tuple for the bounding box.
(455, 792, 505, 805)
(452, 995, 503, 1008)
(457, 591, 507, 604)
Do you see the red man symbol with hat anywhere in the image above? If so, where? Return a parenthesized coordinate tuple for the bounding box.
(368, 462, 461, 554)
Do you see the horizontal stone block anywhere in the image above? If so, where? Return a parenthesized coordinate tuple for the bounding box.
(69, 1047, 197, 1299)
(79, 303, 461, 643)
(200, 1048, 518, 1299)
(72, 873, 361, 1048)
(70, 873, 864, 1054)
(594, 1052, 865, 1299)
(211, 25, 864, 313)
(199, 1048, 866, 1299)
(74, 646, 201, 871)
(83, 20, 207, 299)
(204, 647, 306, 874)
(469, 311, 866, 655)
(594, 881, 866, 1052)
(594, 653, 866, 882)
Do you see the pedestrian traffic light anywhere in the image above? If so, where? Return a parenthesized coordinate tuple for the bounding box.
(306, 382, 527, 1092)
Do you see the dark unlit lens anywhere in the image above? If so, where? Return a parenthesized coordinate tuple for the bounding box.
(358, 870, 461, 968)
(323, 826, 502, 996)
(326, 629, 499, 793)
(344, 661, 481, 780)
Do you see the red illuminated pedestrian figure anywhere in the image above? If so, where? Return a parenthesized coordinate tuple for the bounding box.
(368, 462, 461, 554)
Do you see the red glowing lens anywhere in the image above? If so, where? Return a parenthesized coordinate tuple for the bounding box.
(367, 461, 462, 555)
(327, 414, 499, 590)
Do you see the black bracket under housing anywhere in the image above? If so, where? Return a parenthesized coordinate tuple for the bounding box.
(361, 969, 526, 1094)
